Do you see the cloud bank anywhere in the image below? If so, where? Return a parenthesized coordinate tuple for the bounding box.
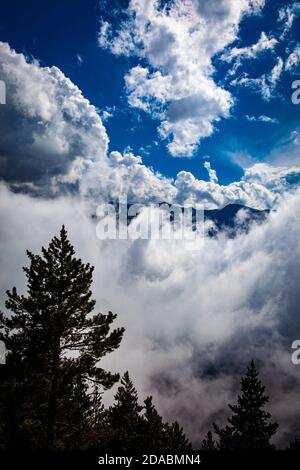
(1, 41, 300, 211)
(1, 182, 300, 446)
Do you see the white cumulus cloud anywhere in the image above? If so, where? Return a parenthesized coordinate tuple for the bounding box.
(0, 42, 109, 193)
(1, 42, 299, 212)
(99, 0, 265, 157)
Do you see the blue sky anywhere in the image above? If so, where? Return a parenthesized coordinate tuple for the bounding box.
(0, 0, 300, 186)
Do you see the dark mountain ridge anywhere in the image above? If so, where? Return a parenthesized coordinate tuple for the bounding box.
(97, 202, 270, 238)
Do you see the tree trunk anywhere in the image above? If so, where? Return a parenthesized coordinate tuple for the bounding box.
(46, 337, 60, 447)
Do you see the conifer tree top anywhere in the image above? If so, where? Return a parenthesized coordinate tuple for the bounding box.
(0, 226, 125, 448)
(213, 360, 278, 450)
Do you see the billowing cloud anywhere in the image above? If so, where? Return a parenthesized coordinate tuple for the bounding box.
(174, 162, 300, 209)
(1, 182, 300, 446)
(78, 151, 300, 210)
(204, 161, 219, 184)
(1, 42, 299, 213)
(99, 0, 265, 156)
(0, 42, 109, 193)
(79, 149, 176, 206)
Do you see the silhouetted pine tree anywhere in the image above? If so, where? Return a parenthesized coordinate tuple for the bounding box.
(166, 421, 192, 451)
(213, 360, 278, 450)
(86, 384, 112, 450)
(287, 437, 300, 450)
(200, 430, 217, 451)
(106, 371, 144, 451)
(105, 376, 192, 451)
(0, 226, 124, 449)
(141, 396, 167, 450)
(90, 385, 105, 428)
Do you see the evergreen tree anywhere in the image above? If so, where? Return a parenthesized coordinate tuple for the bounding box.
(106, 376, 192, 451)
(141, 396, 167, 450)
(166, 420, 192, 451)
(287, 437, 300, 450)
(0, 226, 124, 449)
(90, 385, 105, 429)
(213, 360, 278, 450)
(140, 396, 192, 451)
(55, 370, 92, 449)
(200, 430, 217, 451)
(106, 371, 144, 451)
